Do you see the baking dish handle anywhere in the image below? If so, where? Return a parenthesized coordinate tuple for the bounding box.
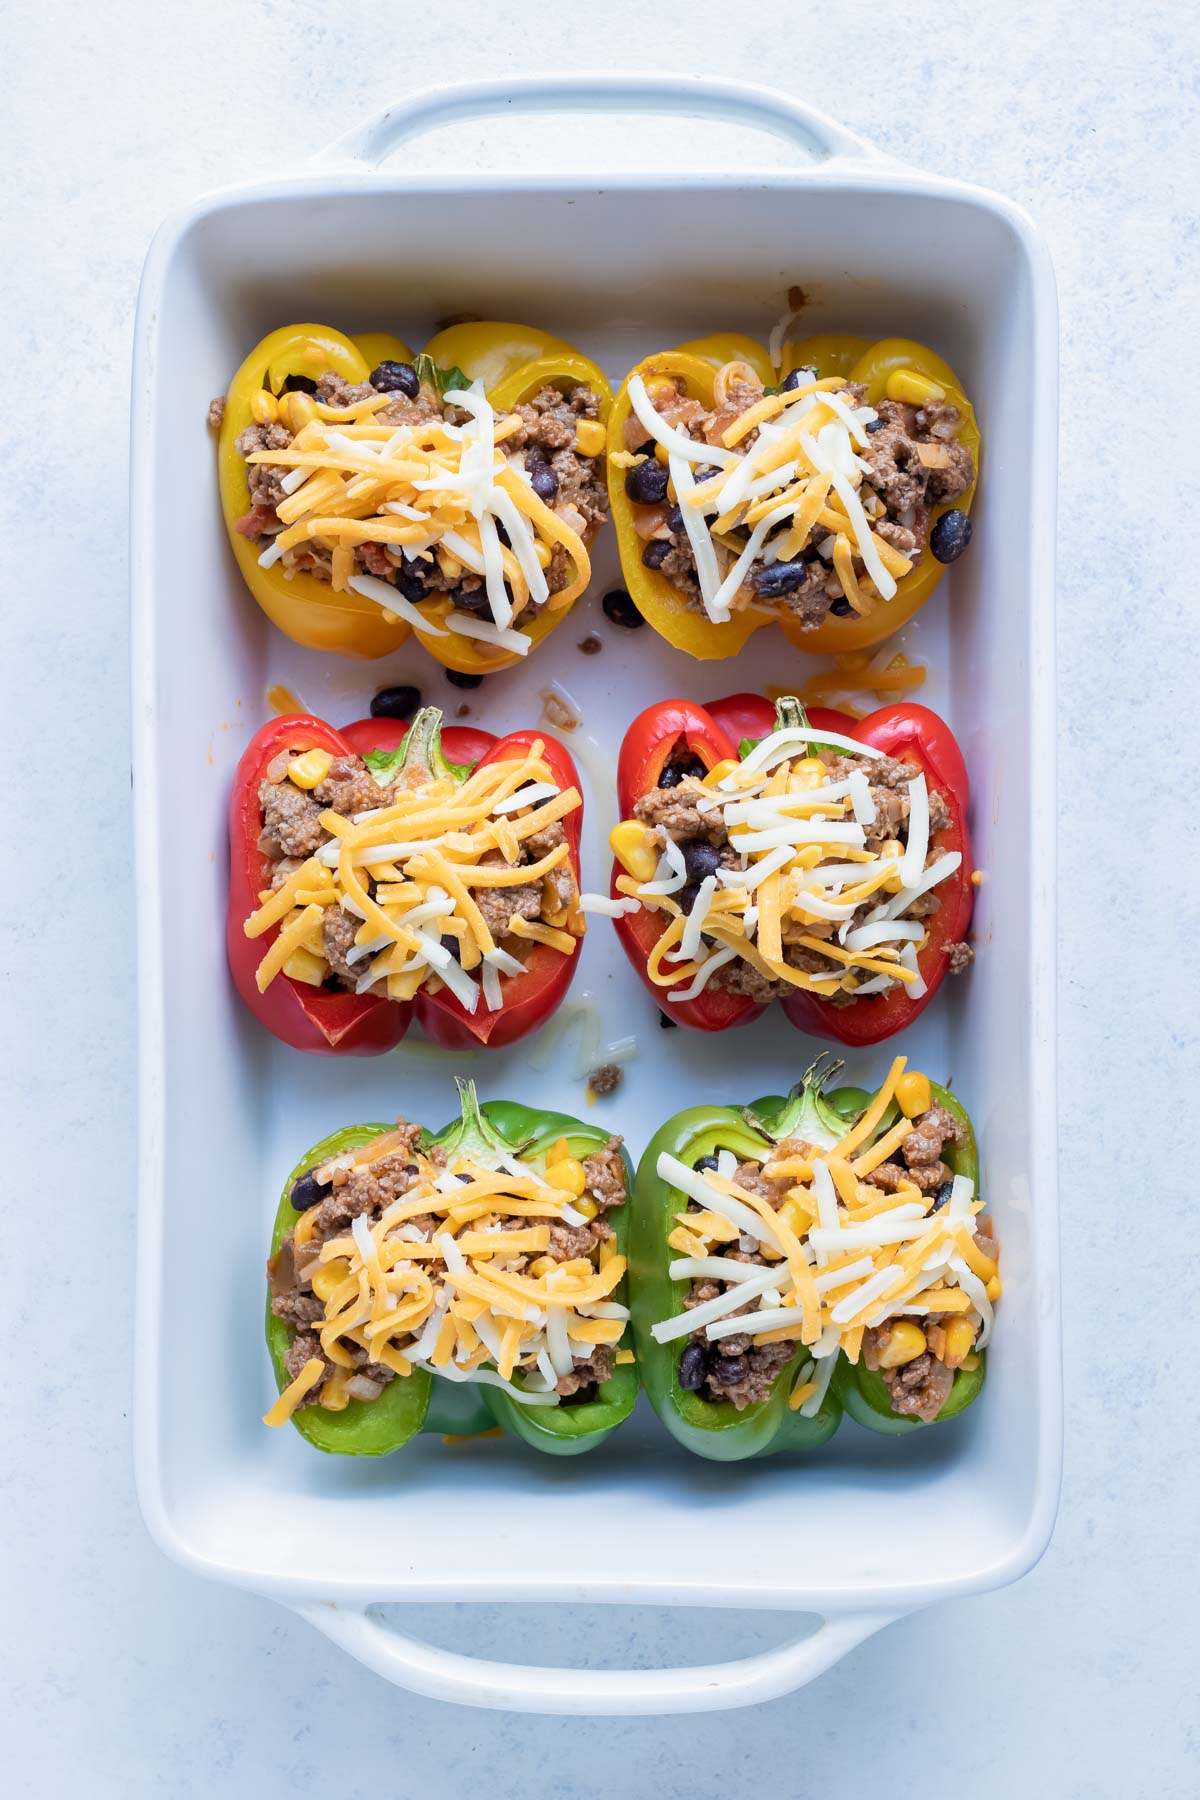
(310, 74, 882, 172)
(292, 1600, 903, 1714)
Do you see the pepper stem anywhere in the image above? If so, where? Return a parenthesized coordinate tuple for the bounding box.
(438, 1079, 521, 1167)
(741, 1054, 848, 1150)
(363, 706, 475, 791)
(773, 695, 810, 737)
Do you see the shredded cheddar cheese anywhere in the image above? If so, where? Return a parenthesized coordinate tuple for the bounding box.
(615, 367, 913, 625)
(265, 1128, 628, 1426)
(246, 383, 591, 654)
(610, 717, 960, 1007)
(246, 738, 583, 1015)
(651, 1060, 997, 1420)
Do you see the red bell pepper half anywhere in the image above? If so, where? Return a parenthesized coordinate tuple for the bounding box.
(611, 692, 973, 1044)
(228, 710, 585, 1055)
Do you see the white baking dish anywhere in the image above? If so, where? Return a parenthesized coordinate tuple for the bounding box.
(130, 74, 1061, 1714)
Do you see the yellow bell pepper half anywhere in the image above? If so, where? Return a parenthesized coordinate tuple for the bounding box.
(217, 321, 613, 669)
(606, 331, 980, 660)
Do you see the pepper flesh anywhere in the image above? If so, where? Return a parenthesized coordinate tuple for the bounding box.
(218, 320, 613, 669)
(830, 1082, 988, 1432)
(266, 1093, 637, 1456)
(227, 710, 585, 1055)
(609, 693, 974, 1043)
(606, 330, 979, 659)
(630, 1095, 848, 1461)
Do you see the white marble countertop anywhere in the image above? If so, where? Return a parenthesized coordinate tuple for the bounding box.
(4, 1, 1197, 1792)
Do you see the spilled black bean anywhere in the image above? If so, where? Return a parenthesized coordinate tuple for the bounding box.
(601, 589, 644, 630)
(370, 685, 422, 720)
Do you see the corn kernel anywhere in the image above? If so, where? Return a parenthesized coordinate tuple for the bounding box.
(609, 820, 659, 884)
(875, 1320, 927, 1368)
(896, 1071, 932, 1118)
(547, 1157, 587, 1198)
(251, 387, 279, 426)
(702, 758, 739, 788)
(288, 748, 332, 790)
(791, 756, 827, 790)
(645, 377, 677, 406)
(986, 1275, 1003, 1302)
(575, 1196, 598, 1220)
(573, 419, 606, 457)
(311, 1258, 350, 1301)
(960, 1352, 980, 1371)
(943, 1317, 977, 1366)
(281, 390, 316, 432)
(654, 442, 670, 465)
(282, 947, 327, 986)
(885, 369, 947, 407)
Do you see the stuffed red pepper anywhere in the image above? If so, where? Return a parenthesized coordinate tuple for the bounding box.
(229, 705, 585, 1054)
(604, 693, 973, 1044)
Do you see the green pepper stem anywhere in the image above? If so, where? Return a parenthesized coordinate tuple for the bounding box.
(773, 695, 810, 736)
(437, 1078, 523, 1166)
(742, 1054, 848, 1149)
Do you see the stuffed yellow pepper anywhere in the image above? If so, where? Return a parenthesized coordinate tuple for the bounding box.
(606, 331, 979, 660)
(211, 322, 612, 670)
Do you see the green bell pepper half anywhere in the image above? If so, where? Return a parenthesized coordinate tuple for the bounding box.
(831, 1081, 986, 1433)
(630, 1062, 855, 1462)
(266, 1081, 637, 1457)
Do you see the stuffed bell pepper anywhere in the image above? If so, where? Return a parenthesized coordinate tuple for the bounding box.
(607, 331, 979, 659)
(229, 705, 585, 1054)
(211, 321, 612, 669)
(632, 1054, 997, 1458)
(606, 692, 973, 1044)
(265, 1081, 637, 1455)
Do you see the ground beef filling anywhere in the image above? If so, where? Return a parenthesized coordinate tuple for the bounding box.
(679, 1154, 808, 1409)
(226, 373, 608, 624)
(632, 743, 971, 1006)
(627, 377, 973, 627)
(268, 1130, 628, 1407)
(860, 1103, 997, 1423)
(257, 756, 579, 997)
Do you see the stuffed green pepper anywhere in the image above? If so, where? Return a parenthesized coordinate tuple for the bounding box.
(265, 1079, 637, 1455)
(632, 1054, 998, 1458)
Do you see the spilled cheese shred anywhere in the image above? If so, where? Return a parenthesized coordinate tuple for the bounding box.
(650, 1059, 998, 1418)
(246, 741, 583, 1013)
(244, 382, 591, 640)
(265, 1129, 630, 1424)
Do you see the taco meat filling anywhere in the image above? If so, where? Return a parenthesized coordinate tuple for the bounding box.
(616, 358, 974, 630)
(656, 1061, 998, 1423)
(612, 719, 972, 1013)
(246, 717, 582, 1015)
(267, 1125, 629, 1420)
(214, 359, 608, 648)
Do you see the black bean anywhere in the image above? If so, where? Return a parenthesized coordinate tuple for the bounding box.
(930, 1179, 954, 1213)
(751, 558, 810, 598)
(370, 360, 420, 398)
(682, 842, 722, 883)
(694, 464, 722, 485)
(405, 1164, 419, 1176)
(665, 505, 685, 534)
(370, 684, 422, 720)
(829, 597, 854, 617)
(678, 1343, 707, 1391)
(781, 367, 814, 392)
(282, 374, 317, 394)
(642, 539, 671, 570)
(864, 417, 885, 434)
(529, 464, 558, 504)
(393, 563, 427, 603)
(929, 509, 973, 564)
(693, 1155, 720, 1173)
(659, 754, 707, 789)
(625, 459, 670, 505)
(290, 1170, 329, 1210)
(446, 669, 484, 689)
(711, 1352, 749, 1385)
(635, 439, 657, 458)
(601, 589, 644, 630)
(456, 1171, 474, 1184)
(440, 933, 462, 963)
(658, 1013, 679, 1030)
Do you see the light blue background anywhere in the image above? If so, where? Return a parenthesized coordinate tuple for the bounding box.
(3, 1, 1196, 1793)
